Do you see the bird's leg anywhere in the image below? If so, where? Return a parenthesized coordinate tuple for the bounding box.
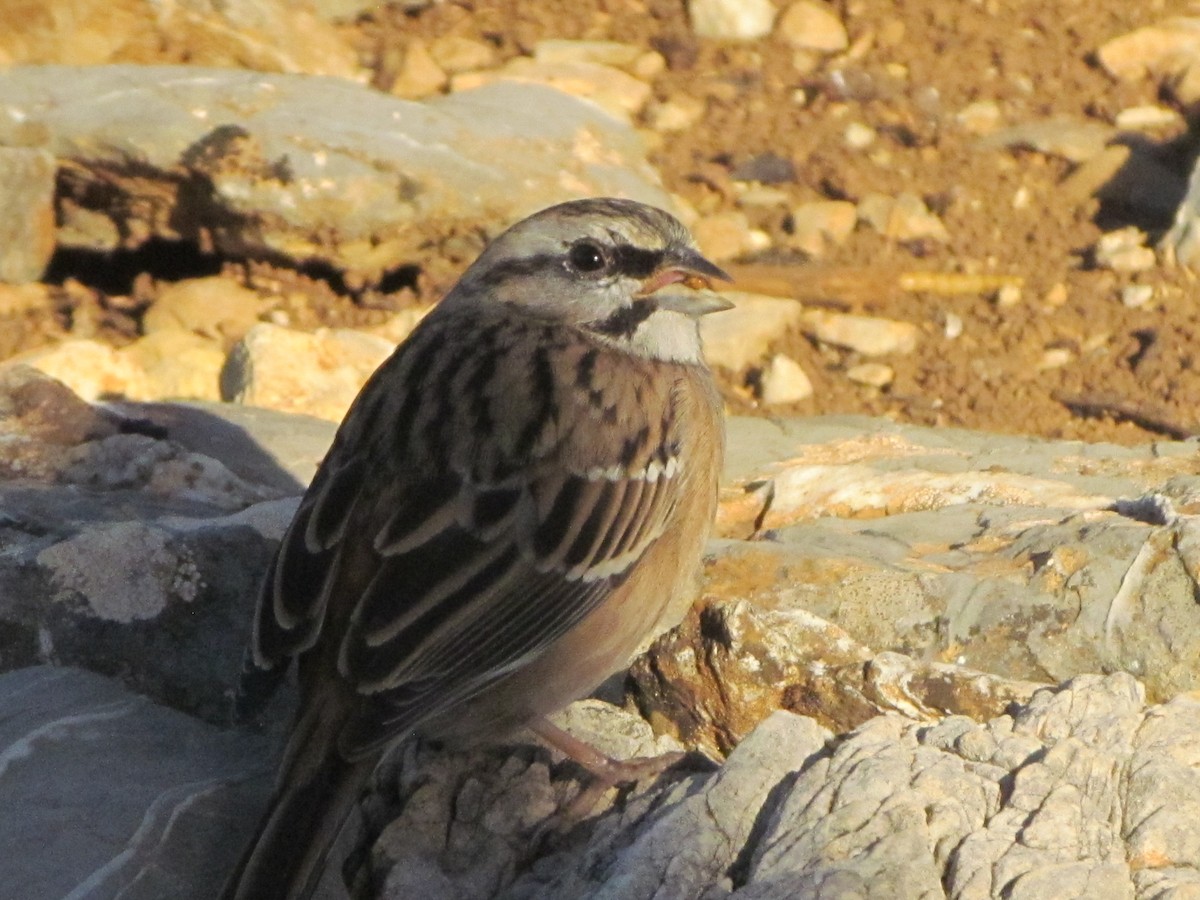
(528, 717, 709, 818)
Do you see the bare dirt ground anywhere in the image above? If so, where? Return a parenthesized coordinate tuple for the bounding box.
(13, 0, 1200, 445)
(362, 0, 1200, 445)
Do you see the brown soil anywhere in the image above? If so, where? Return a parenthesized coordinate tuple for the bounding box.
(16, 0, 1200, 445)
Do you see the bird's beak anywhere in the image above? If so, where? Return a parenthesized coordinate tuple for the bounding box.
(636, 248, 734, 317)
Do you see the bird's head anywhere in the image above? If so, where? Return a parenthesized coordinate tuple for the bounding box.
(443, 197, 733, 363)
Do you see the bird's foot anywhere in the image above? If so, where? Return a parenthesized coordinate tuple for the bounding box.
(529, 717, 716, 823)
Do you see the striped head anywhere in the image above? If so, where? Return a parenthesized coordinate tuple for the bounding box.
(440, 198, 733, 364)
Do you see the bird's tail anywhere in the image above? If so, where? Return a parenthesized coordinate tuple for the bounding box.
(221, 696, 378, 900)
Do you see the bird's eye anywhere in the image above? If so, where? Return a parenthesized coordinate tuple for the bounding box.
(568, 241, 608, 273)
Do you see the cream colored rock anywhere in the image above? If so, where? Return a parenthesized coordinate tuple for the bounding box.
(366, 305, 433, 344)
(223, 322, 396, 421)
(689, 0, 777, 40)
(428, 35, 496, 74)
(843, 121, 875, 148)
(760, 354, 814, 405)
(789, 200, 856, 255)
(122, 330, 226, 401)
(777, 1, 849, 52)
(1038, 348, 1073, 371)
(390, 40, 448, 98)
(692, 211, 770, 262)
(858, 192, 950, 243)
(846, 362, 894, 387)
(644, 96, 706, 133)
(1095, 227, 1156, 273)
(984, 117, 1115, 163)
(956, 100, 1003, 134)
(1096, 18, 1200, 81)
(995, 283, 1022, 308)
(0, 282, 53, 315)
(1122, 285, 1154, 308)
(802, 311, 920, 356)
(451, 59, 651, 120)
(142, 277, 265, 341)
(8, 339, 149, 402)
(700, 292, 805, 371)
(532, 39, 643, 70)
(1114, 105, 1183, 130)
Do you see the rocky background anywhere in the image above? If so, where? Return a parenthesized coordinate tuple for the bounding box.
(3, 1, 1200, 899)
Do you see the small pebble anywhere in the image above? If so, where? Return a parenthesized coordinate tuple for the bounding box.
(1038, 348, 1073, 370)
(1121, 284, 1154, 308)
(533, 39, 642, 69)
(451, 59, 651, 119)
(789, 200, 856, 255)
(956, 100, 1002, 134)
(731, 152, 796, 184)
(1042, 283, 1069, 308)
(803, 310, 920, 356)
(844, 122, 876, 149)
(943, 312, 964, 339)
(1095, 227, 1156, 273)
(1114, 105, 1183, 130)
(689, 0, 777, 40)
(760, 354, 815, 404)
(776, 0, 849, 52)
(995, 283, 1022, 308)
(692, 211, 767, 261)
(858, 192, 950, 243)
(846, 362, 894, 387)
(645, 97, 706, 133)
(736, 184, 791, 207)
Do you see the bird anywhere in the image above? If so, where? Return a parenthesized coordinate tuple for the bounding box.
(221, 197, 732, 900)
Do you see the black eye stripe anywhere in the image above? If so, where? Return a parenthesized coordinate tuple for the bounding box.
(611, 245, 664, 279)
(474, 244, 668, 288)
(568, 242, 664, 279)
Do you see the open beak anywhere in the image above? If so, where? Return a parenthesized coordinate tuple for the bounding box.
(636, 248, 734, 317)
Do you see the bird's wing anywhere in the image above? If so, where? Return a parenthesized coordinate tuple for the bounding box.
(244, 310, 689, 753)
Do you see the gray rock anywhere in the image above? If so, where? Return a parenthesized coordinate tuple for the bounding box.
(0, 666, 276, 900)
(0, 64, 671, 284)
(364, 674, 1200, 899)
(713, 415, 1200, 704)
(1162, 141, 1200, 267)
(5, 375, 1200, 898)
(0, 147, 56, 283)
(106, 399, 338, 492)
(0, 371, 318, 720)
(980, 117, 1115, 163)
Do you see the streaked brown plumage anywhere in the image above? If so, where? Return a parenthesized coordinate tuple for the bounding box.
(221, 197, 730, 900)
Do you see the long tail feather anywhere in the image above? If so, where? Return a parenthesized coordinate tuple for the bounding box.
(221, 698, 378, 900)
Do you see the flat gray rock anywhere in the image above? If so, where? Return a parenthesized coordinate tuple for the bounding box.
(713, 415, 1200, 702)
(0, 666, 275, 900)
(0, 64, 671, 283)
